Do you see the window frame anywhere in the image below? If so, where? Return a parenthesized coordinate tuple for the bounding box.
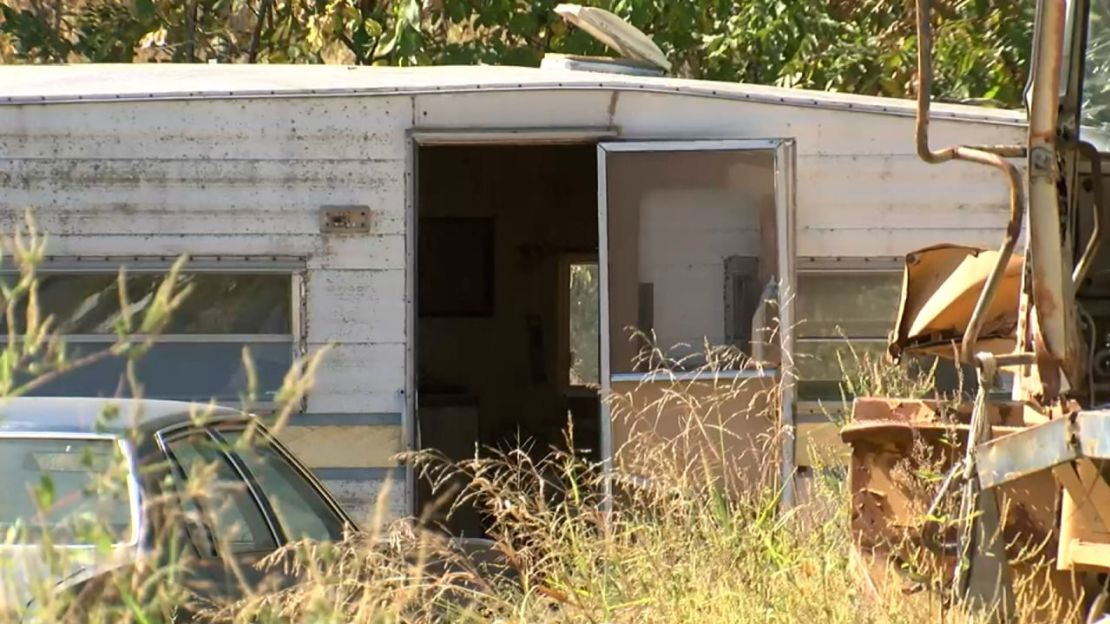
(0, 256, 306, 410)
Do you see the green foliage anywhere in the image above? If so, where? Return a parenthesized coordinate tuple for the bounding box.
(0, 0, 1031, 105)
(1084, 0, 1110, 131)
(568, 262, 599, 387)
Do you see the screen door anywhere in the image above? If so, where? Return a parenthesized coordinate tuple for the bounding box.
(597, 139, 797, 506)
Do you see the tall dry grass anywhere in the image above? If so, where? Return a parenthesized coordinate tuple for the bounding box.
(221, 341, 970, 623)
(0, 218, 1064, 623)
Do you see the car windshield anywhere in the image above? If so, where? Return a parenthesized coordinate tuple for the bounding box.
(0, 437, 135, 545)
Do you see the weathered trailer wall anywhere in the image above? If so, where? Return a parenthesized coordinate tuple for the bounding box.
(411, 89, 1026, 257)
(0, 84, 1025, 519)
(0, 96, 412, 521)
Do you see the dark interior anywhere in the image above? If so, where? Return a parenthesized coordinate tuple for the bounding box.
(415, 144, 600, 536)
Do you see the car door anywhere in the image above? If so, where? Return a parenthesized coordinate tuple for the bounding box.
(158, 426, 283, 605)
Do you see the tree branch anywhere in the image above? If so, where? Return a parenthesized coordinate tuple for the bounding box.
(184, 0, 198, 61)
(338, 31, 367, 64)
(248, 0, 274, 63)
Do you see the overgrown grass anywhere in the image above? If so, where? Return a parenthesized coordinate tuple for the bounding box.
(0, 220, 1065, 623)
(834, 336, 943, 405)
(199, 341, 973, 623)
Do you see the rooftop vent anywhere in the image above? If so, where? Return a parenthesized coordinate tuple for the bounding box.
(542, 4, 671, 77)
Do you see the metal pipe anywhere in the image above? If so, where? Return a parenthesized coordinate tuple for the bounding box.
(960, 151, 1025, 362)
(914, 0, 1025, 163)
(915, 0, 1027, 363)
(947, 145, 1028, 159)
(1026, 0, 1071, 370)
(1073, 142, 1103, 287)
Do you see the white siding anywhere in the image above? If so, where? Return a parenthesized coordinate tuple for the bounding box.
(414, 90, 613, 128)
(0, 159, 405, 236)
(606, 91, 1023, 257)
(306, 269, 405, 344)
(0, 97, 409, 160)
(0, 95, 412, 519)
(307, 342, 405, 414)
(324, 474, 406, 526)
(609, 91, 1019, 157)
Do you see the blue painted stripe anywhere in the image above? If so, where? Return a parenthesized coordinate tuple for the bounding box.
(313, 467, 401, 481)
(292, 412, 402, 427)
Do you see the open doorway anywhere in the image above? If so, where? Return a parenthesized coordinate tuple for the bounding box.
(414, 143, 600, 537)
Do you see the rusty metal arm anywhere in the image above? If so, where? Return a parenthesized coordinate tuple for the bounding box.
(915, 0, 1026, 363)
(1073, 142, 1104, 287)
(914, 0, 1026, 161)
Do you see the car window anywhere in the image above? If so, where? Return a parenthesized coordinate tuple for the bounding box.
(220, 429, 344, 543)
(165, 433, 276, 555)
(0, 437, 133, 545)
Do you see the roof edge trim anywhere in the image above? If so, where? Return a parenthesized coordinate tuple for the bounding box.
(0, 81, 1026, 126)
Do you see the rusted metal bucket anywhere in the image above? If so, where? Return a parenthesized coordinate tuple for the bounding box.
(841, 397, 1092, 621)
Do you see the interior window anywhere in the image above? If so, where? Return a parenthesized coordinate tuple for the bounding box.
(567, 261, 600, 387)
(603, 149, 778, 371)
(220, 429, 343, 542)
(0, 271, 296, 403)
(165, 432, 276, 555)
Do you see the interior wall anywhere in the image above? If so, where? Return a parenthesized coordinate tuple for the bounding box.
(416, 144, 598, 460)
(605, 150, 777, 370)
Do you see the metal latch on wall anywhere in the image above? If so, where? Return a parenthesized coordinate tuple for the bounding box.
(319, 206, 373, 233)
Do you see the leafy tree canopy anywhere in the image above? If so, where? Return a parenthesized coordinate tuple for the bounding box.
(1, 0, 1032, 106)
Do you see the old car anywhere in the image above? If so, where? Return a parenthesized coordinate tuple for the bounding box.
(0, 397, 387, 621)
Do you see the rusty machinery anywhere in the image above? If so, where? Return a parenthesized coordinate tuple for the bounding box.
(839, 0, 1110, 621)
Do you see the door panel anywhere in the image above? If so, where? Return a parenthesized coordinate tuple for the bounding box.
(597, 140, 796, 500)
(609, 373, 778, 495)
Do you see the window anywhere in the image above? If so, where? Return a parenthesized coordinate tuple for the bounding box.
(1, 264, 298, 404)
(1082, 0, 1110, 145)
(602, 148, 778, 371)
(794, 260, 977, 402)
(165, 432, 276, 555)
(219, 428, 343, 542)
(418, 218, 495, 317)
(0, 437, 134, 545)
(794, 263, 903, 401)
(563, 259, 600, 388)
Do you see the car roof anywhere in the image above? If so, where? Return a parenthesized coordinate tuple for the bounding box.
(0, 397, 246, 436)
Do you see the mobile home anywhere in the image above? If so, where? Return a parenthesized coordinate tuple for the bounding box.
(0, 61, 1024, 530)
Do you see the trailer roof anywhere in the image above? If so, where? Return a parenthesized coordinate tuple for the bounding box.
(0, 64, 1024, 124)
